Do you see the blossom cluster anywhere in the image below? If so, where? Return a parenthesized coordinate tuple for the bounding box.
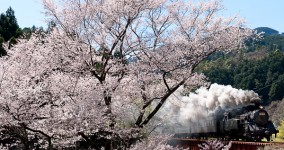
(0, 0, 254, 148)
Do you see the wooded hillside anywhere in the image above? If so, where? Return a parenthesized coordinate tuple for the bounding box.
(198, 28, 284, 104)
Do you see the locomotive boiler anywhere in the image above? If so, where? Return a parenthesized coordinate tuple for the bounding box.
(173, 103, 278, 141)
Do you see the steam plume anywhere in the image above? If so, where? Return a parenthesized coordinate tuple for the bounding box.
(161, 83, 260, 125)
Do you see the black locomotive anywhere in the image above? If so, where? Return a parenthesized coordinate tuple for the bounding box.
(173, 103, 278, 141)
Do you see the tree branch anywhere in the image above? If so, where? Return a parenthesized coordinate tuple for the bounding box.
(20, 123, 52, 149)
(138, 80, 185, 127)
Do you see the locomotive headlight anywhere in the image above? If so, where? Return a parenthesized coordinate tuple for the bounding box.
(265, 131, 271, 135)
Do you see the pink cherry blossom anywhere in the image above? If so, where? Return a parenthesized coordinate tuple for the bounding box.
(0, 0, 255, 148)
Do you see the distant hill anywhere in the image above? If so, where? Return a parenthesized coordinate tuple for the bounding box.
(255, 27, 279, 35)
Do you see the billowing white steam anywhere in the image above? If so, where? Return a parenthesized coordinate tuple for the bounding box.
(160, 83, 260, 126)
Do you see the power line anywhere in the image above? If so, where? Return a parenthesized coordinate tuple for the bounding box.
(255, 75, 284, 92)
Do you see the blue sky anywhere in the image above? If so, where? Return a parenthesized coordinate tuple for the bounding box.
(0, 0, 45, 28)
(223, 0, 284, 33)
(0, 0, 283, 33)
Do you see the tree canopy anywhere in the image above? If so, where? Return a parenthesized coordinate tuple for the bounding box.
(0, 0, 254, 149)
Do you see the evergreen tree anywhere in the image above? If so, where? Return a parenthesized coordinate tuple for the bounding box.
(0, 7, 21, 56)
(0, 36, 6, 56)
(0, 7, 20, 41)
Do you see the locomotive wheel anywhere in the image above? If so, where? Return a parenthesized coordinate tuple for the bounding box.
(244, 136, 253, 142)
(266, 136, 271, 141)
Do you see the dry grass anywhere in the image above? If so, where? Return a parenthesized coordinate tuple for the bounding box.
(273, 138, 284, 142)
(258, 144, 284, 150)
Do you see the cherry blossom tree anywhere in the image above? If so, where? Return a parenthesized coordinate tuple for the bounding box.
(130, 135, 182, 150)
(0, 0, 255, 148)
(199, 139, 232, 150)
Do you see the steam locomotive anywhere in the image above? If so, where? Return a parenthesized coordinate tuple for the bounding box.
(173, 103, 278, 141)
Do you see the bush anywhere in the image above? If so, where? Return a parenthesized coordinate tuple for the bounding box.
(198, 140, 232, 150)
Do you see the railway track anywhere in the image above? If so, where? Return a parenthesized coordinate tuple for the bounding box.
(168, 138, 284, 150)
